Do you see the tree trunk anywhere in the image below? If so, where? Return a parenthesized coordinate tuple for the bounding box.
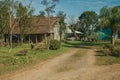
(60, 33, 62, 41)
(115, 31, 118, 45)
(111, 30, 115, 46)
(9, 30, 12, 53)
(29, 34, 31, 44)
(70, 27, 79, 40)
(115, 31, 118, 41)
(44, 34, 47, 44)
(47, 12, 52, 40)
(36, 34, 38, 43)
(21, 37, 24, 45)
(4, 34, 7, 43)
(20, 34, 24, 46)
(9, 14, 12, 53)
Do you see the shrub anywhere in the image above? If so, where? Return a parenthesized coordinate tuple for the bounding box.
(15, 49, 28, 56)
(2, 56, 20, 65)
(102, 48, 111, 56)
(103, 44, 114, 51)
(49, 40, 61, 50)
(2, 56, 31, 66)
(103, 44, 120, 57)
(103, 44, 114, 56)
(115, 40, 120, 46)
(111, 46, 120, 57)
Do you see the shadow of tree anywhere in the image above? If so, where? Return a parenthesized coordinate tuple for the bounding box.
(63, 41, 109, 49)
(95, 50, 106, 56)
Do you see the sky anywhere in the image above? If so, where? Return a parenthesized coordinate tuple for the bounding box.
(28, 0, 120, 18)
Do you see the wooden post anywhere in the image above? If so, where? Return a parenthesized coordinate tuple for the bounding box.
(4, 34, 7, 43)
(36, 34, 38, 43)
(29, 34, 31, 44)
(17, 34, 20, 44)
(44, 34, 47, 44)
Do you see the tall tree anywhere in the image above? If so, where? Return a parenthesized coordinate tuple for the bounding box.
(16, 2, 34, 45)
(111, 6, 120, 41)
(67, 16, 79, 40)
(99, 6, 120, 45)
(79, 11, 98, 40)
(41, 0, 59, 39)
(4, 0, 19, 52)
(0, 1, 9, 34)
(57, 11, 66, 41)
(38, 10, 45, 17)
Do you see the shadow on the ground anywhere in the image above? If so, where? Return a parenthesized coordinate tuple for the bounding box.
(63, 41, 109, 49)
(95, 50, 106, 56)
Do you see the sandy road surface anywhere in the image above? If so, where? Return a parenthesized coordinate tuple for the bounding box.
(1, 48, 120, 80)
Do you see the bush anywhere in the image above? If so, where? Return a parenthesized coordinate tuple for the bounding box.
(103, 44, 120, 57)
(111, 46, 120, 57)
(49, 40, 61, 50)
(103, 44, 114, 51)
(103, 44, 114, 56)
(102, 48, 111, 56)
(15, 49, 28, 56)
(115, 40, 120, 46)
(2, 55, 33, 66)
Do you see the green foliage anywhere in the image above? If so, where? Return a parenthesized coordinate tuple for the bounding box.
(15, 49, 28, 56)
(115, 40, 120, 45)
(49, 40, 61, 50)
(0, 1, 9, 33)
(2, 56, 31, 66)
(0, 34, 4, 39)
(0, 41, 76, 75)
(57, 11, 66, 41)
(103, 44, 114, 51)
(99, 6, 120, 45)
(79, 11, 98, 37)
(103, 44, 113, 56)
(103, 44, 120, 57)
(111, 46, 120, 57)
(41, 0, 59, 16)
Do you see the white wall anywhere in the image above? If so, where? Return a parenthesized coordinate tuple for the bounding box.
(53, 22, 60, 41)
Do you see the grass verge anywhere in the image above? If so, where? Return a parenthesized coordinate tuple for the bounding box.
(0, 41, 81, 75)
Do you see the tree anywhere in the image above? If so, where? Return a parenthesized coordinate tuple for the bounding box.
(99, 6, 120, 45)
(67, 16, 79, 40)
(111, 6, 120, 41)
(41, 0, 59, 39)
(79, 11, 98, 40)
(0, 1, 9, 34)
(4, 0, 19, 53)
(38, 10, 45, 17)
(16, 2, 34, 45)
(57, 11, 66, 41)
(0, 0, 34, 52)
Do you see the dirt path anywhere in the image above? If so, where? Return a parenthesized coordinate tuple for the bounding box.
(1, 48, 120, 80)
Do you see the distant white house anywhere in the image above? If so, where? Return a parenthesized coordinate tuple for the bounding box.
(65, 27, 83, 40)
(66, 27, 83, 34)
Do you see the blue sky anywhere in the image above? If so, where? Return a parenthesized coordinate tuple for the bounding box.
(29, 0, 120, 18)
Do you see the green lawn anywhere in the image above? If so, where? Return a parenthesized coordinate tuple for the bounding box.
(0, 41, 81, 75)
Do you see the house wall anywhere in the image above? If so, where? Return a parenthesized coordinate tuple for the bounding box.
(53, 22, 60, 41)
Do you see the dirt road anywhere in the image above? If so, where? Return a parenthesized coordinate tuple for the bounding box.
(1, 48, 120, 80)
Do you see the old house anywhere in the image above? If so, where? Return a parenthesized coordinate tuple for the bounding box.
(6, 17, 61, 43)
